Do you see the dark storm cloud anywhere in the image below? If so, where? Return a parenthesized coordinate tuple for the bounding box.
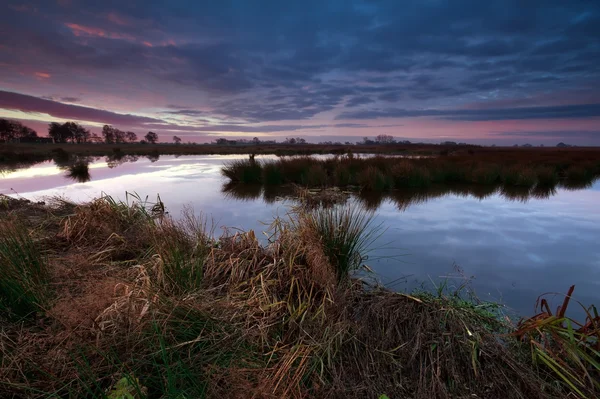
(337, 103, 600, 121)
(0, 0, 599, 130)
(345, 96, 375, 107)
(0, 90, 162, 125)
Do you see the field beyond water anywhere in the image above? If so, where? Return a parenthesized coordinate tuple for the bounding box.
(0, 142, 460, 162)
(222, 149, 600, 191)
(0, 194, 598, 398)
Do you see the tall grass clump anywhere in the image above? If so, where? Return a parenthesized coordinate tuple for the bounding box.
(277, 156, 314, 183)
(0, 221, 50, 319)
(513, 286, 600, 397)
(536, 166, 559, 187)
(333, 162, 352, 186)
(297, 205, 381, 280)
(151, 213, 213, 295)
(303, 164, 328, 186)
(221, 158, 263, 183)
(565, 165, 590, 182)
(357, 166, 392, 191)
(391, 161, 432, 188)
(262, 161, 283, 185)
(503, 166, 537, 187)
(468, 164, 501, 184)
(61, 193, 161, 261)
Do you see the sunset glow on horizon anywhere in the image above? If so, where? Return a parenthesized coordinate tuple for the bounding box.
(1, 1, 599, 145)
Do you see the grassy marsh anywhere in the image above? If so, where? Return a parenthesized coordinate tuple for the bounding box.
(0, 194, 598, 398)
(221, 150, 600, 191)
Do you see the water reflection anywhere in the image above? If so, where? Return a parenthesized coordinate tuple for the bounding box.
(2, 154, 600, 317)
(65, 161, 91, 182)
(0, 151, 165, 182)
(222, 182, 576, 210)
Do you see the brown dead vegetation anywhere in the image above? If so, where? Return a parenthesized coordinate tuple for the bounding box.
(0, 194, 597, 398)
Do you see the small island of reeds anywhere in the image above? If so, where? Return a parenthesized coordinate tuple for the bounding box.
(221, 149, 600, 192)
(0, 194, 598, 398)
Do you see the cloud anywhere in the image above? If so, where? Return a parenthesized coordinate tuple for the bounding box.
(0, 90, 163, 125)
(0, 0, 599, 139)
(337, 103, 600, 121)
(60, 96, 81, 103)
(164, 109, 206, 116)
(493, 130, 600, 139)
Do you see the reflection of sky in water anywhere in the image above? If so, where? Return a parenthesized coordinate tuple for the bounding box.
(2, 155, 599, 317)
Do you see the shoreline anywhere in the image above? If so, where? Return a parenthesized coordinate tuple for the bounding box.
(0, 194, 597, 398)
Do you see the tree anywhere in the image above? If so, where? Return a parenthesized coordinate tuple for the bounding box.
(173, 136, 182, 144)
(145, 131, 158, 144)
(375, 134, 395, 144)
(125, 131, 138, 143)
(114, 129, 126, 143)
(102, 125, 116, 143)
(63, 122, 90, 143)
(49, 122, 72, 143)
(0, 119, 38, 141)
(252, 137, 260, 145)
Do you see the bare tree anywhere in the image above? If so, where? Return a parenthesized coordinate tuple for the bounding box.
(173, 135, 182, 144)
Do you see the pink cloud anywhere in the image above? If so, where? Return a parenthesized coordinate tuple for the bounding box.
(0, 90, 164, 126)
(34, 72, 51, 79)
(65, 23, 135, 41)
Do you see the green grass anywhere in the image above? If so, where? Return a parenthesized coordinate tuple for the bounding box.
(0, 222, 50, 319)
(297, 205, 382, 281)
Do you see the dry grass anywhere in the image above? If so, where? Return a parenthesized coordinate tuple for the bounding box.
(0, 196, 596, 398)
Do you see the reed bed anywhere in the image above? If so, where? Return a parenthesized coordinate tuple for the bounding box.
(222, 150, 600, 192)
(0, 195, 597, 398)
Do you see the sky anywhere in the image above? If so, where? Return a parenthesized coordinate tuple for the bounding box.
(1, 0, 599, 145)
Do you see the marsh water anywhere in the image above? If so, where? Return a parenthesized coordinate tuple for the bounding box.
(2, 154, 599, 317)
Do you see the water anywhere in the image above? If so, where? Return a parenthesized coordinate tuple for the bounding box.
(2, 154, 599, 317)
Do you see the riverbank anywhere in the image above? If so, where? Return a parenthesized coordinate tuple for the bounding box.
(1, 142, 455, 161)
(0, 194, 597, 398)
(3, 142, 599, 161)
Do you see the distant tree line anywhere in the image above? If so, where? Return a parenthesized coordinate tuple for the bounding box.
(0, 119, 38, 141)
(0, 118, 162, 144)
(358, 135, 412, 145)
(48, 122, 92, 143)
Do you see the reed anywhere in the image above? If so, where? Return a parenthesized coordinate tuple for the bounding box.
(296, 205, 381, 280)
(0, 221, 50, 319)
(221, 150, 600, 192)
(221, 158, 263, 183)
